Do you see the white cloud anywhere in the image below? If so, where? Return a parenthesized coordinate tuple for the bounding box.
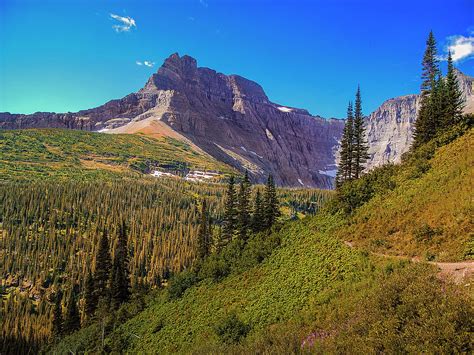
(136, 60, 154, 68)
(199, 0, 208, 7)
(443, 33, 474, 62)
(110, 13, 136, 32)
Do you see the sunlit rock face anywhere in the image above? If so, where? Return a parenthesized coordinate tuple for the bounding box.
(0, 53, 344, 188)
(365, 69, 473, 170)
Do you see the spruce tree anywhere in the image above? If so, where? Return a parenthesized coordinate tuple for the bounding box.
(236, 171, 252, 241)
(110, 220, 131, 309)
(251, 190, 265, 233)
(93, 229, 112, 304)
(444, 51, 465, 127)
(413, 31, 440, 148)
(196, 199, 210, 260)
(336, 101, 354, 188)
(353, 86, 369, 179)
(63, 290, 81, 334)
(83, 270, 96, 321)
(263, 174, 280, 229)
(431, 74, 447, 131)
(52, 290, 63, 338)
(222, 175, 237, 244)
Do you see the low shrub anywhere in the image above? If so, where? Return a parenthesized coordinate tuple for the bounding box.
(214, 312, 251, 344)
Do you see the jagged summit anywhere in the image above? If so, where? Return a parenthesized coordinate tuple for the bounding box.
(0, 53, 343, 188)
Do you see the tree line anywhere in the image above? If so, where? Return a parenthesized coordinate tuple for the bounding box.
(1, 177, 327, 352)
(413, 31, 466, 148)
(335, 86, 369, 188)
(196, 173, 281, 261)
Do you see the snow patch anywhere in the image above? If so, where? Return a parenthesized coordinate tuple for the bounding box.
(98, 128, 110, 133)
(240, 146, 247, 152)
(318, 169, 338, 178)
(277, 106, 293, 113)
(250, 151, 264, 159)
(265, 129, 275, 140)
(298, 178, 305, 186)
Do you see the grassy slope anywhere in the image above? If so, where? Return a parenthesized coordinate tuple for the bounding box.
(56, 214, 377, 353)
(0, 129, 232, 181)
(338, 130, 473, 261)
(53, 131, 474, 353)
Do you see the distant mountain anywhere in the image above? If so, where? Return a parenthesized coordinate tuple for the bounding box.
(0, 53, 344, 188)
(366, 69, 474, 169)
(1, 54, 473, 185)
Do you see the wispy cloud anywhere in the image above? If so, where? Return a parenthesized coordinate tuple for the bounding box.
(110, 13, 136, 32)
(136, 60, 155, 68)
(199, 0, 208, 7)
(442, 31, 474, 62)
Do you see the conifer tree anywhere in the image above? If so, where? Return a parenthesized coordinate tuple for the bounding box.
(93, 229, 112, 303)
(336, 102, 354, 188)
(52, 290, 63, 338)
(83, 270, 96, 321)
(222, 175, 237, 244)
(444, 51, 465, 127)
(413, 31, 440, 148)
(196, 199, 210, 260)
(353, 86, 369, 179)
(63, 290, 80, 334)
(251, 190, 265, 233)
(110, 220, 131, 309)
(263, 174, 280, 229)
(237, 171, 252, 241)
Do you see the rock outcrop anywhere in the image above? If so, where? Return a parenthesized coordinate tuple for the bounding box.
(365, 69, 474, 169)
(0, 53, 344, 188)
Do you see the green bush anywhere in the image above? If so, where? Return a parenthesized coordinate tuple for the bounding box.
(168, 270, 198, 300)
(214, 312, 250, 344)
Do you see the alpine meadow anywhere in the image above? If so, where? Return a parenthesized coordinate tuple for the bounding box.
(1, 1, 473, 354)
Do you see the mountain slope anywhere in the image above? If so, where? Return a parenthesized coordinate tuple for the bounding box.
(0, 54, 344, 188)
(0, 129, 233, 181)
(53, 128, 473, 354)
(339, 129, 474, 261)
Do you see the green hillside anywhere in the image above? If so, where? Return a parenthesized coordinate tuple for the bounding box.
(52, 129, 474, 354)
(337, 129, 474, 261)
(0, 129, 233, 181)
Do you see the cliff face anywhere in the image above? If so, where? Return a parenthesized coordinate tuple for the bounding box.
(0, 53, 344, 188)
(365, 69, 474, 169)
(2, 53, 472, 185)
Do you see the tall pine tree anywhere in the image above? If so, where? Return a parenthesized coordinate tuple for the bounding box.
(263, 174, 280, 229)
(63, 289, 81, 334)
(352, 86, 369, 179)
(336, 101, 354, 188)
(110, 220, 131, 309)
(251, 190, 265, 233)
(52, 290, 63, 338)
(222, 175, 237, 244)
(444, 51, 465, 127)
(93, 229, 112, 304)
(413, 31, 440, 148)
(237, 171, 252, 241)
(83, 270, 96, 321)
(196, 199, 211, 260)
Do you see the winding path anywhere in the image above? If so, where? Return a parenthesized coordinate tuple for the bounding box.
(344, 241, 474, 284)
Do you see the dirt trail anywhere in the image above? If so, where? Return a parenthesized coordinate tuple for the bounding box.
(344, 241, 474, 284)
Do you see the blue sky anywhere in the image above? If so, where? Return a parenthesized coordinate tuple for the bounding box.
(0, 0, 473, 118)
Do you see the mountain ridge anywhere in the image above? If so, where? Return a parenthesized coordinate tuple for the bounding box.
(1, 54, 473, 187)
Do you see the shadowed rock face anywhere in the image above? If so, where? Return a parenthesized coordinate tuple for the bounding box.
(0, 53, 344, 188)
